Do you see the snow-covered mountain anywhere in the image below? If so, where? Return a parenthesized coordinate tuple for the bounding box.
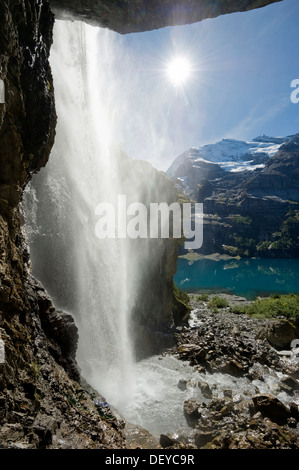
(167, 135, 294, 177)
(167, 133, 299, 258)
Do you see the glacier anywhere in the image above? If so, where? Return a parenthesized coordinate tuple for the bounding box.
(167, 135, 295, 177)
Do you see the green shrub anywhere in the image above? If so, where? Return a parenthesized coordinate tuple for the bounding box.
(172, 282, 191, 323)
(196, 294, 209, 302)
(257, 240, 271, 252)
(173, 282, 189, 304)
(208, 296, 229, 312)
(234, 236, 257, 257)
(222, 245, 239, 256)
(229, 293, 299, 319)
(177, 192, 192, 204)
(234, 216, 253, 225)
(229, 304, 247, 315)
(257, 210, 299, 256)
(216, 198, 226, 204)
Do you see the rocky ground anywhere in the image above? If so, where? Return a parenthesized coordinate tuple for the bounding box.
(1, 289, 299, 450)
(159, 293, 299, 449)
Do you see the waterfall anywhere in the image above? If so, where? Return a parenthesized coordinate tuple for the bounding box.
(22, 20, 297, 441)
(25, 20, 139, 408)
(22, 20, 202, 438)
(23, 20, 187, 436)
(51, 21, 139, 405)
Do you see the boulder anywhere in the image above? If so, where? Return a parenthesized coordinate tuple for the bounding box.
(194, 430, 216, 448)
(258, 319, 296, 350)
(177, 379, 188, 391)
(252, 394, 291, 425)
(160, 434, 179, 448)
(280, 376, 299, 395)
(289, 402, 299, 421)
(34, 282, 80, 381)
(183, 398, 201, 427)
(198, 381, 213, 399)
(219, 359, 245, 377)
(223, 388, 233, 399)
(32, 413, 58, 448)
(177, 343, 204, 361)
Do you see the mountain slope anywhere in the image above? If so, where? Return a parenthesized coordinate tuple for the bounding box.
(167, 135, 294, 192)
(167, 134, 299, 258)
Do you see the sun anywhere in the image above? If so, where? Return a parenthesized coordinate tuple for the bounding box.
(166, 56, 192, 86)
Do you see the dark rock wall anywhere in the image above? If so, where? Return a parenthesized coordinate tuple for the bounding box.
(50, 0, 281, 33)
(0, 0, 51, 306)
(0, 0, 54, 331)
(0, 0, 56, 313)
(0, 1, 56, 217)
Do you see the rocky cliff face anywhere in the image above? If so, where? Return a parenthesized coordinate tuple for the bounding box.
(0, 0, 282, 449)
(50, 0, 281, 33)
(0, 0, 55, 316)
(171, 135, 299, 258)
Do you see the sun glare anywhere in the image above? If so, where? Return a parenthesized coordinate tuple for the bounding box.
(166, 56, 192, 86)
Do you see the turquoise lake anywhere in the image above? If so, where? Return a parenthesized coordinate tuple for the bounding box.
(174, 257, 299, 300)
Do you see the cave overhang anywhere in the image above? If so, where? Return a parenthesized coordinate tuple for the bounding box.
(50, 0, 282, 34)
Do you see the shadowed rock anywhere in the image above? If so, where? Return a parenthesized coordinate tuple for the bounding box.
(50, 0, 281, 33)
(252, 394, 291, 425)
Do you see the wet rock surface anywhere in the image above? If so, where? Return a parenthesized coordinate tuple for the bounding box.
(160, 294, 299, 449)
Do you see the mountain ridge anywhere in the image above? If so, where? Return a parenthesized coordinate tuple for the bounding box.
(167, 134, 296, 180)
(167, 133, 299, 258)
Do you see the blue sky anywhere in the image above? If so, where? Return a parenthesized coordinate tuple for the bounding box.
(101, 0, 299, 171)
